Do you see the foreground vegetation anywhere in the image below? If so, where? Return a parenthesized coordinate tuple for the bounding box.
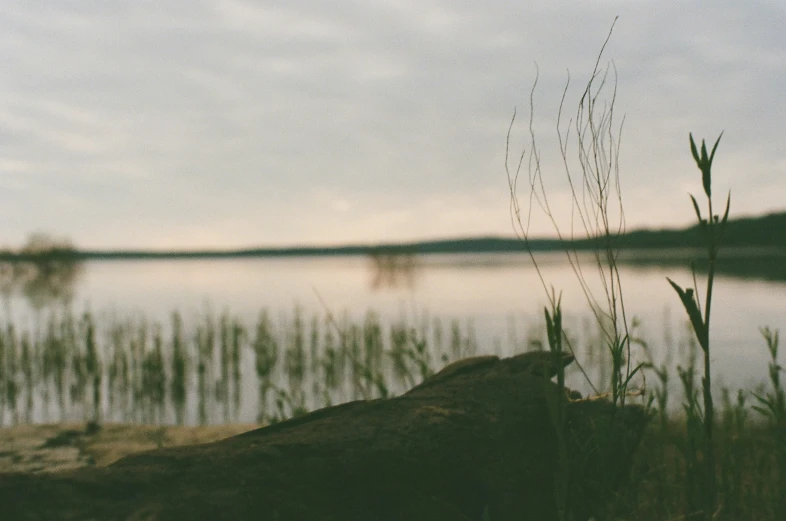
(0, 303, 782, 519)
(500, 17, 784, 520)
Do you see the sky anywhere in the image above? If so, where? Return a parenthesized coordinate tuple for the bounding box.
(1, 0, 784, 250)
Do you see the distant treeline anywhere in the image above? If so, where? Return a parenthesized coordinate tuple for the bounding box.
(573, 211, 786, 251)
(1, 211, 784, 261)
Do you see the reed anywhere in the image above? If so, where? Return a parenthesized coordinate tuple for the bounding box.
(504, 16, 782, 520)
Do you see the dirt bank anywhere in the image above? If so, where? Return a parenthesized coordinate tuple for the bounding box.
(0, 422, 258, 474)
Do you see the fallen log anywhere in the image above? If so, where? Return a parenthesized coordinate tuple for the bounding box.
(0, 352, 648, 520)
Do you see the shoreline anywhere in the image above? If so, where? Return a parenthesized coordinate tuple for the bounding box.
(0, 422, 258, 474)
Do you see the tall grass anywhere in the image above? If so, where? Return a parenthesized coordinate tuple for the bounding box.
(506, 18, 646, 519)
(506, 16, 643, 411)
(505, 17, 782, 521)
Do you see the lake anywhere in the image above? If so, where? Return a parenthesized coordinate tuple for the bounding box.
(0, 250, 783, 425)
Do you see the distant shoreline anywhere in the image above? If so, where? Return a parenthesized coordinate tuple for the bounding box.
(2, 210, 784, 261)
(2, 245, 785, 263)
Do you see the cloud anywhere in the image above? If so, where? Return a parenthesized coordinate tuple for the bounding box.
(0, 1, 784, 248)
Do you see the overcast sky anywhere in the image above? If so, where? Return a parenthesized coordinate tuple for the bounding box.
(1, 1, 784, 250)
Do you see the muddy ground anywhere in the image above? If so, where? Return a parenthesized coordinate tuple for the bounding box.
(0, 422, 258, 474)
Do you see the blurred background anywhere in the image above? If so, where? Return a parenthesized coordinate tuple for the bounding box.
(0, 1, 784, 425)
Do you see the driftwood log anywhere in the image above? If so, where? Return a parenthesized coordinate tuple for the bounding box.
(0, 352, 649, 521)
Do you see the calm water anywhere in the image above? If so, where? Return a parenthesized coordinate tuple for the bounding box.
(2, 251, 784, 424)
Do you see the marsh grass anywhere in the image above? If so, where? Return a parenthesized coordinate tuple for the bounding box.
(0, 306, 481, 426)
(0, 300, 782, 519)
(0, 301, 728, 425)
(504, 17, 783, 521)
(600, 326, 783, 521)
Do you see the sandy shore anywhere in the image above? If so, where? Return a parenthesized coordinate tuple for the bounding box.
(0, 422, 259, 474)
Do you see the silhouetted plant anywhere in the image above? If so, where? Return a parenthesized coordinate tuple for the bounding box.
(506, 16, 645, 409)
(666, 132, 727, 520)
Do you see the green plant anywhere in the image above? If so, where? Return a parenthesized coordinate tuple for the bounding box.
(667, 132, 728, 520)
(751, 326, 786, 520)
(543, 295, 571, 521)
(751, 326, 784, 425)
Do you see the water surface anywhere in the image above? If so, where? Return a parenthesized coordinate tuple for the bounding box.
(1, 251, 783, 424)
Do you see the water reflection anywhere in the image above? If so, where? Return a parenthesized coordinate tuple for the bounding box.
(617, 247, 786, 283)
(0, 236, 83, 311)
(0, 250, 782, 425)
(367, 252, 419, 290)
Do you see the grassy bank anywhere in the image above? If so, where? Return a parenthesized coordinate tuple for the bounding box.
(610, 416, 784, 520)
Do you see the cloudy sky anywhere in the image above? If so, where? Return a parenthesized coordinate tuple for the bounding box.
(1, 1, 784, 250)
